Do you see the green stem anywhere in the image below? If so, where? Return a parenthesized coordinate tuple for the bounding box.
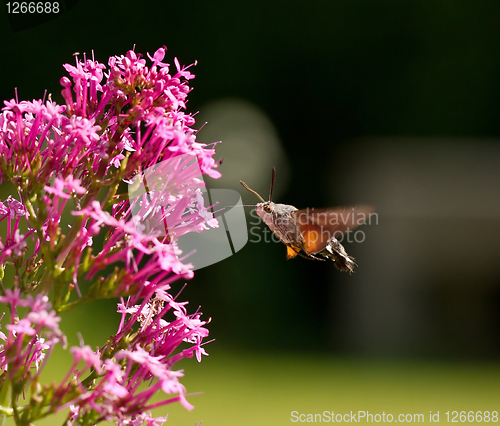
(58, 295, 92, 312)
(54, 157, 110, 270)
(0, 375, 12, 421)
(11, 388, 19, 425)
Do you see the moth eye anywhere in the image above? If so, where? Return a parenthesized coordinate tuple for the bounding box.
(264, 204, 272, 213)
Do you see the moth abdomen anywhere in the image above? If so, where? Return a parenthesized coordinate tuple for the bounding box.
(320, 238, 356, 273)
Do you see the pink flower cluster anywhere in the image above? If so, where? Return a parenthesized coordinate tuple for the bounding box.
(0, 46, 218, 426)
(0, 289, 65, 381)
(0, 286, 209, 425)
(0, 196, 35, 266)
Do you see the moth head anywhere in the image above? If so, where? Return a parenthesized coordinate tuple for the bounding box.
(255, 201, 277, 228)
(256, 201, 275, 216)
(261, 201, 274, 213)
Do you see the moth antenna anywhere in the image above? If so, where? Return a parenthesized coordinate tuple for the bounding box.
(240, 180, 265, 202)
(269, 167, 276, 202)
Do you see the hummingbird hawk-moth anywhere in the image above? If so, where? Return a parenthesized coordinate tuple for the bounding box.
(240, 168, 374, 272)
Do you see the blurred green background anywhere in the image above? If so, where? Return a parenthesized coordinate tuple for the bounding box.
(2, 0, 500, 424)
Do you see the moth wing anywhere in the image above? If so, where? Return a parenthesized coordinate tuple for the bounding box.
(293, 206, 374, 255)
(286, 245, 299, 260)
(294, 222, 328, 255)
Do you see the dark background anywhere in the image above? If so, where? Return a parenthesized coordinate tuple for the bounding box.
(2, 0, 500, 359)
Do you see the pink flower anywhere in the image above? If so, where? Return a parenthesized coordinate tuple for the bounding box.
(0, 288, 27, 308)
(0, 46, 217, 425)
(25, 294, 51, 313)
(44, 176, 86, 199)
(6, 318, 36, 336)
(27, 310, 61, 333)
(70, 345, 103, 374)
(4, 196, 27, 219)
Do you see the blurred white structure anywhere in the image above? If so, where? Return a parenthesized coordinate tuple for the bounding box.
(333, 139, 500, 356)
(196, 98, 290, 200)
